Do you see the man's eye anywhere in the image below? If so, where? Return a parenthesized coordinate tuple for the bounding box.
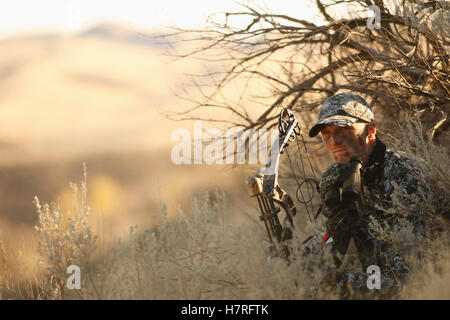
(322, 133, 330, 140)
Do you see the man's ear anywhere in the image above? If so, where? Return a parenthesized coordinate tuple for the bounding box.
(368, 122, 376, 139)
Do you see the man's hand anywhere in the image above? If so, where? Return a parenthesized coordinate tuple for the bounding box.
(320, 159, 362, 214)
(319, 163, 355, 244)
(319, 162, 348, 215)
(319, 162, 346, 199)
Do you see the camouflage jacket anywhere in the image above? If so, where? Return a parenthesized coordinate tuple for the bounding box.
(318, 137, 430, 298)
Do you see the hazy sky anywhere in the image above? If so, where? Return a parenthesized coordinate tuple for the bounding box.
(0, 0, 322, 38)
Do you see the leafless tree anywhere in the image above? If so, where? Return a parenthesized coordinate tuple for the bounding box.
(163, 0, 449, 145)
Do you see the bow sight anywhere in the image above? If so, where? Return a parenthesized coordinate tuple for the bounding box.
(246, 109, 321, 259)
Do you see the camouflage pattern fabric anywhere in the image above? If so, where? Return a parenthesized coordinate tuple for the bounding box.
(318, 137, 429, 298)
(319, 162, 346, 199)
(309, 92, 374, 137)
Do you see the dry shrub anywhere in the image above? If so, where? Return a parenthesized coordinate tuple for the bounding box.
(12, 116, 447, 299)
(29, 180, 336, 299)
(75, 189, 332, 299)
(0, 239, 44, 299)
(369, 115, 449, 299)
(33, 165, 99, 299)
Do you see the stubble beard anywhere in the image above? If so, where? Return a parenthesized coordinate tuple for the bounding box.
(332, 133, 368, 164)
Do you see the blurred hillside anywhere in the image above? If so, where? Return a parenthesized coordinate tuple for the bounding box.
(0, 23, 194, 162)
(0, 24, 260, 267)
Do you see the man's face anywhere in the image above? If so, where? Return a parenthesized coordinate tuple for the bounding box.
(320, 122, 372, 164)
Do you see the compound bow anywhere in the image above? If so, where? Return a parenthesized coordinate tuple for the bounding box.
(246, 109, 322, 258)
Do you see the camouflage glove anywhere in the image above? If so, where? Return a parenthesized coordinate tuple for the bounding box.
(319, 163, 358, 235)
(319, 162, 346, 199)
(319, 163, 348, 219)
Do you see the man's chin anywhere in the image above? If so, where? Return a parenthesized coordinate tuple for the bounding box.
(333, 152, 350, 164)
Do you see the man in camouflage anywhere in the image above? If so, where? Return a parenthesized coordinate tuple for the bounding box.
(308, 92, 432, 298)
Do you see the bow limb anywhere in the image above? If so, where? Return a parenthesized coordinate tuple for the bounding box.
(261, 110, 298, 196)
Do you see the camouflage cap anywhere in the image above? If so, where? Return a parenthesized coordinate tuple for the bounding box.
(309, 92, 374, 137)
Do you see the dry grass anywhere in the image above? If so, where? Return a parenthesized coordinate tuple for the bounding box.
(0, 116, 448, 300)
(378, 116, 450, 299)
